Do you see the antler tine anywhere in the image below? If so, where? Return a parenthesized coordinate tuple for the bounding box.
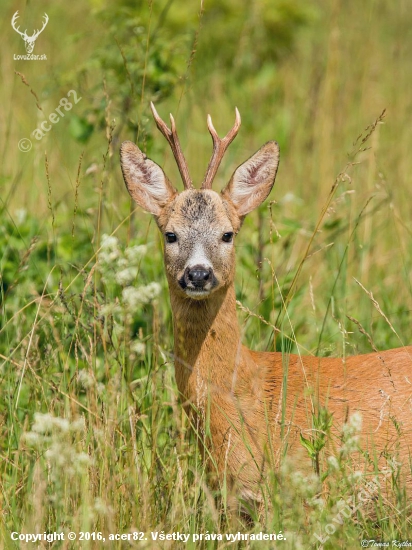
(201, 108, 241, 190)
(40, 13, 49, 30)
(150, 102, 193, 190)
(11, 11, 25, 37)
(33, 14, 48, 38)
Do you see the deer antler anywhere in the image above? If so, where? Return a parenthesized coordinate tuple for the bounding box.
(150, 102, 193, 190)
(11, 11, 27, 38)
(32, 14, 49, 40)
(201, 108, 241, 190)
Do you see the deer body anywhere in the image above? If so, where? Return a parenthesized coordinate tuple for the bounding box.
(171, 262, 412, 499)
(120, 105, 412, 502)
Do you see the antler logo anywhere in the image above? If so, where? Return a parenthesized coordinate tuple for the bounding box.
(11, 11, 49, 54)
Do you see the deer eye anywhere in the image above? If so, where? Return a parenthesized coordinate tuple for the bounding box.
(222, 232, 234, 243)
(165, 232, 177, 243)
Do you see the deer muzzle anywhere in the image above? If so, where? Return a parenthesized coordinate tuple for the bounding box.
(180, 265, 216, 294)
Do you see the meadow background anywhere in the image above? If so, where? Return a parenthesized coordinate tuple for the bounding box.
(1, 0, 412, 547)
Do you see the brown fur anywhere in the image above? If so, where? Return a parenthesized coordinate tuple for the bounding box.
(120, 136, 412, 503)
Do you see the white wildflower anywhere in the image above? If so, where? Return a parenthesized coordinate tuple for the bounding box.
(32, 413, 70, 434)
(327, 455, 340, 471)
(308, 497, 325, 509)
(336, 498, 348, 511)
(100, 302, 121, 316)
(70, 416, 86, 432)
(94, 497, 114, 516)
(343, 412, 362, 438)
(45, 442, 69, 466)
(349, 470, 364, 483)
(115, 267, 138, 285)
(122, 282, 161, 309)
(22, 414, 89, 484)
(94, 498, 108, 514)
(125, 244, 147, 262)
(349, 411, 362, 432)
(98, 234, 121, 264)
(101, 234, 119, 250)
(340, 435, 360, 454)
(31, 413, 55, 433)
(15, 208, 27, 224)
(122, 287, 140, 309)
(93, 428, 104, 441)
(131, 340, 146, 356)
(144, 281, 161, 300)
(340, 412, 362, 454)
(282, 532, 304, 550)
(22, 432, 41, 446)
(290, 470, 320, 497)
(112, 323, 124, 339)
(116, 257, 128, 269)
(290, 470, 305, 486)
(78, 369, 94, 389)
(280, 193, 303, 205)
(74, 452, 92, 469)
(45, 444, 92, 476)
(53, 417, 71, 432)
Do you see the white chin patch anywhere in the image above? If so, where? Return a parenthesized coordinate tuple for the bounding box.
(185, 289, 211, 299)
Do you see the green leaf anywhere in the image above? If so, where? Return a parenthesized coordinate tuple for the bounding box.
(300, 433, 316, 459)
(69, 115, 94, 143)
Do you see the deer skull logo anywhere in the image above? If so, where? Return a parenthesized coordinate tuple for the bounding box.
(11, 11, 49, 54)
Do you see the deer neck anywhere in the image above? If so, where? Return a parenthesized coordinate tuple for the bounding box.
(170, 284, 242, 402)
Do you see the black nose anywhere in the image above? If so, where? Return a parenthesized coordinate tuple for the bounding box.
(185, 265, 212, 288)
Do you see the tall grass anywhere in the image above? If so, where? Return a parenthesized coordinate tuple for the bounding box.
(1, 0, 412, 547)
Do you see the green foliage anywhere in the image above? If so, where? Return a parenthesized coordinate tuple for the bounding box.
(300, 407, 334, 477)
(195, 0, 312, 76)
(67, 0, 189, 146)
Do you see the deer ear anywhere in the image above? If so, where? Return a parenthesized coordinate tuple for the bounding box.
(222, 141, 280, 216)
(120, 141, 177, 216)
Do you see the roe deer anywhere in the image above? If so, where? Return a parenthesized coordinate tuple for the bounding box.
(120, 103, 412, 503)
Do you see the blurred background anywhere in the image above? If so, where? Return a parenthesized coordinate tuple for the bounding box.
(2, 0, 412, 355)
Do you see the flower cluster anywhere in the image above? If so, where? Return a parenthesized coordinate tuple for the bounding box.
(97, 234, 161, 307)
(22, 413, 91, 480)
(98, 234, 147, 285)
(122, 282, 161, 309)
(340, 411, 362, 455)
(96, 234, 162, 356)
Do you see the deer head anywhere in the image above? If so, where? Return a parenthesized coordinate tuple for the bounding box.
(11, 11, 49, 54)
(120, 103, 280, 300)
